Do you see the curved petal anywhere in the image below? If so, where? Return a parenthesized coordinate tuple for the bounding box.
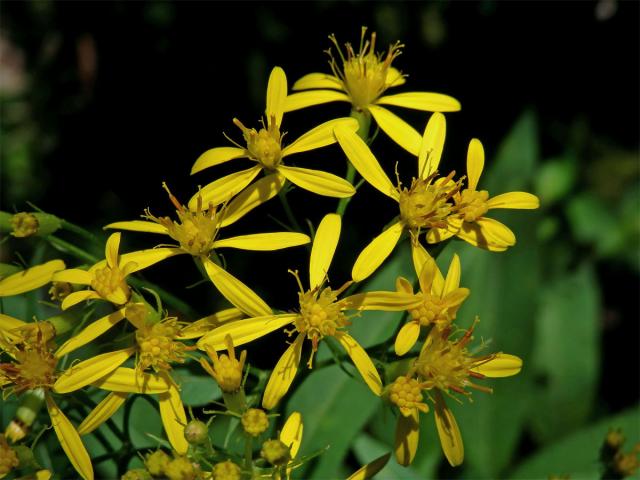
(105, 233, 121, 269)
(201, 257, 272, 317)
(394, 408, 420, 466)
(159, 383, 188, 455)
(221, 173, 286, 227)
(262, 333, 304, 410)
(418, 112, 446, 179)
(104, 220, 168, 235)
(0, 313, 25, 332)
(377, 92, 461, 112)
(45, 394, 93, 480)
(55, 308, 127, 358)
(88, 248, 184, 275)
(309, 213, 341, 290)
(434, 391, 464, 467)
(93, 368, 170, 394)
(395, 277, 413, 294)
(334, 126, 399, 201)
(442, 253, 461, 295)
(456, 217, 515, 251)
(278, 165, 355, 198)
(197, 314, 297, 350)
(337, 333, 382, 395)
(54, 347, 135, 394)
(466, 139, 485, 191)
(486, 191, 540, 210)
(191, 146, 247, 175)
(52, 268, 92, 285)
(410, 240, 443, 296)
(213, 232, 310, 251)
(283, 117, 358, 157)
(178, 308, 244, 340)
(61, 290, 102, 310)
(425, 215, 463, 246)
(292, 72, 343, 91)
(394, 322, 421, 356)
(280, 411, 303, 459)
(368, 105, 421, 156)
(386, 67, 406, 88)
(470, 353, 522, 378)
(266, 66, 287, 128)
(284, 90, 350, 112)
(77, 391, 128, 435)
(352, 221, 404, 282)
(347, 453, 391, 480)
(189, 165, 262, 209)
(344, 291, 420, 311)
(0, 260, 66, 297)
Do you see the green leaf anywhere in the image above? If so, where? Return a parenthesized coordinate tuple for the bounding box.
(566, 193, 622, 256)
(534, 156, 577, 205)
(173, 369, 222, 407)
(510, 406, 640, 479)
(352, 433, 423, 479)
(530, 264, 601, 442)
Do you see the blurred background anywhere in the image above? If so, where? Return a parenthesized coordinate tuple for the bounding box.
(1, 1, 638, 479)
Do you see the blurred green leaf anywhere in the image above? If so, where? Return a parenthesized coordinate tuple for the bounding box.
(128, 396, 163, 450)
(534, 156, 577, 206)
(353, 433, 423, 479)
(173, 369, 221, 407)
(530, 264, 601, 443)
(566, 193, 623, 256)
(510, 406, 640, 479)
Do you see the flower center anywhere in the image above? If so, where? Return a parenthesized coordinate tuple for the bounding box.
(136, 318, 185, 372)
(11, 212, 39, 238)
(241, 408, 270, 437)
(328, 27, 403, 110)
(388, 376, 428, 412)
(457, 189, 489, 222)
(398, 175, 458, 230)
(295, 287, 348, 343)
(409, 295, 451, 327)
(1, 347, 58, 393)
(91, 265, 131, 305)
(234, 117, 282, 170)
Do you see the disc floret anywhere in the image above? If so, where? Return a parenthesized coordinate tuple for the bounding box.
(457, 189, 490, 222)
(0, 330, 58, 394)
(200, 335, 247, 393)
(398, 172, 460, 231)
(233, 117, 283, 170)
(135, 317, 186, 373)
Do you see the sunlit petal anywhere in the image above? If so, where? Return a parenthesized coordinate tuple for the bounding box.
(394, 408, 420, 466)
(292, 72, 343, 91)
(377, 92, 461, 112)
(52, 268, 92, 285)
(191, 146, 247, 175)
(221, 173, 286, 227)
(395, 322, 421, 356)
(434, 391, 464, 466)
(344, 291, 420, 311)
(418, 112, 446, 179)
(92, 367, 170, 394)
(197, 314, 297, 351)
(278, 165, 355, 198)
(178, 308, 244, 340)
(347, 453, 391, 480)
(486, 191, 540, 210)
(55, 308, 127, 357)
(0, 260, 66, 297)
(266, 66, 287, 128)
(442, 253, 461, 294)
(456, 217, 515, 251)
(368, 105, 421, 156)
(280, 411, 303, 459)
(352, 221, 404, 282)
(283, 118, 358, 157)
(214, 232, 310, 251)
(61, 290, 102, 310)
(284, 90, 350, 112)
(467, 138, 485, 191)
(89, 248, 184, 275)
(337, 333, 382, 396)
(309, 213, 341, 290)
(189, 165, 262, 209)
(470, 353, 522, 378)
(262, 333, 304, 410)
(104, 220, 168, 235)
(386, 67, 406, 87)
(77, 392, 128, 435)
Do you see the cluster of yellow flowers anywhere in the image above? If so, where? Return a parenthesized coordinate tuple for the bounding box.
(0, 27, 539, 479)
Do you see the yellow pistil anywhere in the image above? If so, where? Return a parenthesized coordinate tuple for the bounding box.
(200, 335, 246, 393)
(136, 317, 185, 372)
(328, 26, 404, 110)
(398, 172, 460, 231)
(457, 189, 490, 223)
(145, 183, 221, 256)
(91, 264, 131, 305)
(388, 376, 429, 414)
(233, 117, 283, 170)
(241, 408, 269, 437)
(0, 434, 19, 476)
(11, 212, 39, 238)
(211, 460, 242, 480)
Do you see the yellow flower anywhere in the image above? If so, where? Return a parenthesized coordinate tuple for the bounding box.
(197, 214, 420, 410)
(199, 334, 246, 393)
(426, 138, 540, 251)
(285, 27, 460, 155)
(0, 259, 65, 297)
(190, 66, 358, 208)
(106, 184, 310, 318)
(394, 249, 469, 355)
(335, 112, 460, 281)
(391, 320, 522, 467)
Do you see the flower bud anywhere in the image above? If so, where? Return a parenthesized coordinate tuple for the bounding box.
(260, 439, 291, 467)
(241, 408, 269, 437)
(184, 419, 208, 445)
(211, 460, 242, 480)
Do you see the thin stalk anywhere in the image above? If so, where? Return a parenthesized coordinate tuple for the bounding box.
(47, 235, 99, 264)
(277, 182, 303, 233)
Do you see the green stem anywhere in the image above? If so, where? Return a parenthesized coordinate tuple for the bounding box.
(277, 182, 303, 233)
(47, 235, 99, 264)
(60, 219, 98, 242)
(244, 435, 254, 474)
(129, 277, 199, 320)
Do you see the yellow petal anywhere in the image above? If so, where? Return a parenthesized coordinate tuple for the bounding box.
(89, 248, 184, 275)
(213, 232, 310, 251)
(35, 470, 52, 480)
(337, 333, 382, 396)
(456, 217, 515, 251)
(466, 138, 484, 191)
(284, 90, 350, 112)
(0, 313, 25, 331)
(410, 241, 443, 296)
(54, 347, 135, 394)
(368, 105, 421, 156)
(334, 126, 399, 201)
(344, 291, 420, 311)
(418, 112, 446, 179)
(45, 393, 94, 480)
(191, 146, 247, 174)
(104, 220, 168, 235)
(278, 165, 355, 198)
(221, 173, 285, 227)
(0, 260, 65, 297)
(394, 408, 420, 466)
(201, 257, 272, 317)
(425, 215, 463, 246)
(292, 72, 343, 91)
(266, 66, 287, 128)
(434, 391, 464, 466)
(92, 367, 170, 393)
(188, 165, 262, 209)
(309, 213, 341, 290)
(55, 308, 127, 357)
(394, 322, 421, 356)
(283, 117, 358, 157)
(442, 287, 470, 309)
(395, 276, 413, 294)
(347, 453, 391, 480)
(105, 232, 121, 269)
(377, 92, 461, 112)
(280, 411, 303, 459)
(53, 268, 92, 285)
(78, 392, 128, 435)
(470, 353, 522, 378)
(352, 221, 404, 282)
(486, 191, 540, 210)
(197, 314, 297, 350)
(262, 333, 304, 410)
(442, 253, 461, 295)
(61, 290, 102, 310)
(178, 308, 244, 340)
(159, 383, 189, 455)
(386, 67, 406, 87)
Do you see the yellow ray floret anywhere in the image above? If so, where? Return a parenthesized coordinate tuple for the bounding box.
(0, 259, 65, 297)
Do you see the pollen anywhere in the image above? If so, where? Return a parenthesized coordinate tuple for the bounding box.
(241, 408, 269, 437)
(11, 212, 39, 238)
(233, 117, 282, 170)
(398, 174, 459, 231)
(91, 264, 131, 305)
(135, 317, 185, 372)
(211, 460, 242, 480)
(200, 335, 246, 393)
(388, 376, 429, 413)
(457, 189, 490, 222)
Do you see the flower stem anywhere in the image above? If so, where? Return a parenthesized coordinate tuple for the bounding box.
(47, 235, 99, 264)
(277, 182, 303, 232)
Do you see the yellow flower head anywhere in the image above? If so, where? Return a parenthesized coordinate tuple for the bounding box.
(398, 171, 460, 231)
(241, 408, 269, 437)
(11, 212, 39, 237)
(233, 117, 283, 170)
(261, 438, 291, 466)
(211, 460, 242, 480)
(200, 334, 247, 393)
(136, 317, 186, 373)
(387, 375, 429, 416)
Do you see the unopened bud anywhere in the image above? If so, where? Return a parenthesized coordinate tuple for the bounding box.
(145, 450, 170, 477)
(211, 460, 242, 480)
(184, 419, 208, 445)
(260, 439, 290, 466)
(241, 408, 269, 437)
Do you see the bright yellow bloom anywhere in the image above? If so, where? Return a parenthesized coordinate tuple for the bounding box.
(391, 320, 522, 467)
(426, 138, 540, 251)
(285, 27, 460, 154)
(106, 185, 309, 318)
(197, 214, 420, 410)
(241, 408, 269, 437)
(0, 259, 65, 297)
(190, 66, 358, 208)
(199, 334, 247, 393)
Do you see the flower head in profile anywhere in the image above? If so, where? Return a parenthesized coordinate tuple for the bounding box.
(390, 319, 522, 467)
(197, 214, 420, 410)
(426, 138, 540, 251)
(286, 27, 460, 154)
(190, 66, 359, 209)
